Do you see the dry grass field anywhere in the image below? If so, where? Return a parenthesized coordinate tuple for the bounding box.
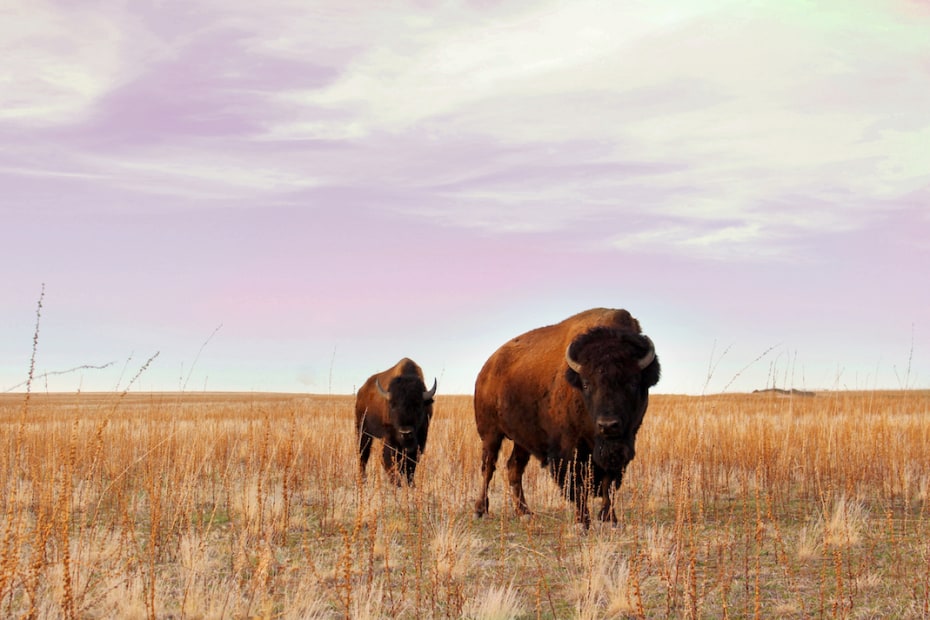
(2, 389, 930, 619)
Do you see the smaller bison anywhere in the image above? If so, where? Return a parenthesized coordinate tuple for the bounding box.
(355, 358, 437, 485)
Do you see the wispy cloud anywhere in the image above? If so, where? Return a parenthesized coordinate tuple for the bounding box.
(3, 0, 928, 258)
(0, 2, 156, 126)
(257, 0, 930, 257)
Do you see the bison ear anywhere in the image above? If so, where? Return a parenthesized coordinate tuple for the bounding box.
(565, 367, 584, 389)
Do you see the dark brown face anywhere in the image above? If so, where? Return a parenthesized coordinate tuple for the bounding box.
(565, 328, 660, 471)
(385, 376, 435, 451)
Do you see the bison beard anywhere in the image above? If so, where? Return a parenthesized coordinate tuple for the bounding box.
(593, 437, 631, 471)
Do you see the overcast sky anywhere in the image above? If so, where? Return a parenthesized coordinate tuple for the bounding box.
(2, 0, 928, 396)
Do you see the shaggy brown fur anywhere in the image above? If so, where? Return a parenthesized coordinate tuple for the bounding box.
(474, 308, 659, 526)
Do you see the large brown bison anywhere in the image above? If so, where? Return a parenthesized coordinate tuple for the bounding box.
(355, 358, 437, 485)
(474, 308, 659, 526)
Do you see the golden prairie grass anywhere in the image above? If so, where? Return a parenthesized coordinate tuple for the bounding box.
(1, 389, 929, 618)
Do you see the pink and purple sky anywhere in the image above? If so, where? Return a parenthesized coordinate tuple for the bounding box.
(2, 1, 929, 395)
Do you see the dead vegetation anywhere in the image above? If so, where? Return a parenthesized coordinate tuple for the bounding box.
(1, 389, 929, 618)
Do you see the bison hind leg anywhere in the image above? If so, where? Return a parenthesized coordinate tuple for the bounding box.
(507, 444, 532, 516)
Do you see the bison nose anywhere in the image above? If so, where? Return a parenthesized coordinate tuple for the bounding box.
(399, 427, 415, 437)
(597, 418, 622, 435)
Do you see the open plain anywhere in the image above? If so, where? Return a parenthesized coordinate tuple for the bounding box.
(1, 390, 929, 618)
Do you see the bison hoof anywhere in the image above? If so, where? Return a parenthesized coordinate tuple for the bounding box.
(474, 499, 489, 518)
(598, 509, 618, 523)
(571, 520, 591, 535)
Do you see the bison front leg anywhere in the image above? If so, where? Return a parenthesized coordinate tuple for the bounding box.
(358, 429, 373, 479)
(575, 493, 591, 528)
(382, 442, 406, 486)
(475, 433, 504, 517)
(567, 475, 591, 528)
(551, 458, 593, 528)
(400, 450, 419, 486)
(506, 444, 532, 516)
(597, 476, 618, 523)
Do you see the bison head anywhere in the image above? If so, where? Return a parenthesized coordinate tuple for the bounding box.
(564, 328, 659, 471)
(376, 376, 437, 451)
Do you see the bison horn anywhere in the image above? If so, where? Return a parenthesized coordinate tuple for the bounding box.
(375, 379, 390, 398)
(423, 378, 437, 400)
(565, 345, 583, 374)
(638, 336, 655, 370)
